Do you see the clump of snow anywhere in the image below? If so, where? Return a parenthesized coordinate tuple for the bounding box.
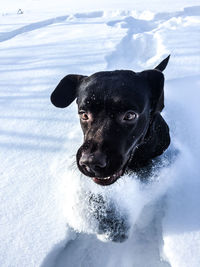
(52, 144, 177, 243)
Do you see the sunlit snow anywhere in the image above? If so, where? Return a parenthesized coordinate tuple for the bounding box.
(0, 1, 200, 267)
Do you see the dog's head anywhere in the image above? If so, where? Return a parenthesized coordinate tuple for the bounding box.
(51, 56, 170, 186)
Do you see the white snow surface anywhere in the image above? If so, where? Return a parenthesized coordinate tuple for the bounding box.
(0, 1, 200, 266)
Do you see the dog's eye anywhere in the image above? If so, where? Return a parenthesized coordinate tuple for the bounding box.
(123, 111, 137, 121)
(79, 111, 89, 121)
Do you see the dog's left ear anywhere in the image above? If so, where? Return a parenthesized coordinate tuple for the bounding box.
(141, 69, 165, 113)
(51, 74, 87, 108)
(154, 55, 170, 72)
(140, 55, 170, 113)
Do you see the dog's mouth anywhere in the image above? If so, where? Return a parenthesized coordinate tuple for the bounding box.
(92, 169, 123, 186)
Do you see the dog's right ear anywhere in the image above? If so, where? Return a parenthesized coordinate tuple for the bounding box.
(51, 74, 87, 108)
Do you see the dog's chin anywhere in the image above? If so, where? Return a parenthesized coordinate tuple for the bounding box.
(92, 169, 123, 186)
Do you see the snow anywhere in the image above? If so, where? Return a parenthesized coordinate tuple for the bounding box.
(0, 1, 200, 266)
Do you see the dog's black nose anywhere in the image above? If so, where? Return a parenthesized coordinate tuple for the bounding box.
(79, 152, 107, 175)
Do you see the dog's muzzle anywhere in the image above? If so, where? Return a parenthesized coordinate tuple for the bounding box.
(77, 148, 132, 186)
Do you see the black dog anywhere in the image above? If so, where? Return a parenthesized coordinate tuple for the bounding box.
(51, 56, 170, 186)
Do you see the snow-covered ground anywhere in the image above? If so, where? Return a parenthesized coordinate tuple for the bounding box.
(0, 1, 200, 266)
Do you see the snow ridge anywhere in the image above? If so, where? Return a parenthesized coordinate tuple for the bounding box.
(0, 16, 69, 43)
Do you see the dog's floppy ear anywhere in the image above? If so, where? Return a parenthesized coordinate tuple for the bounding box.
(51, 74, 86, 108)
(154, 55, 170, 72)
(141, 69, 165, 113)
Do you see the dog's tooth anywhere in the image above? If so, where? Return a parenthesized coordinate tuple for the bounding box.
(101, 172, 121, 180)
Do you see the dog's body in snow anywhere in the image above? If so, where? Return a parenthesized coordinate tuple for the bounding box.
(51, 56, 171, 242)
(51, 56, 170, 186)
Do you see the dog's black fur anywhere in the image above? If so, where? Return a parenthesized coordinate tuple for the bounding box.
(51, 56, 170, 186)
